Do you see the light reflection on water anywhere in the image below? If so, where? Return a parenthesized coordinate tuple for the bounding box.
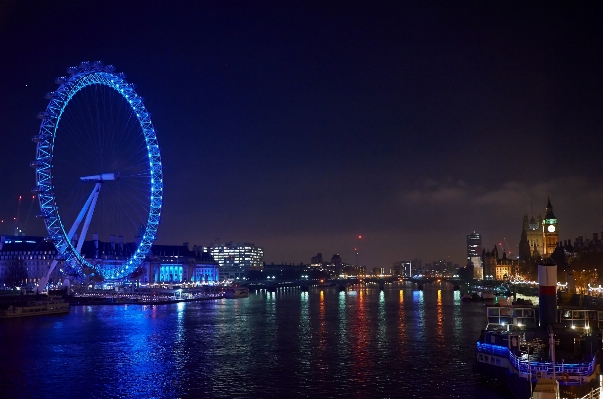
(0, 285, 511, 399)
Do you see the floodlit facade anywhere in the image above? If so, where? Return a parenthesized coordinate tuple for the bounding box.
(207, 242, 264, 280)
(142, 244, 219, 285)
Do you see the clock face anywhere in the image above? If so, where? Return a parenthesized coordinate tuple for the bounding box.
(547, 225, 556, 232)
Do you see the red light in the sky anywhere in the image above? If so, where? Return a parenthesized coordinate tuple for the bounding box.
(358, 235, 362, 239)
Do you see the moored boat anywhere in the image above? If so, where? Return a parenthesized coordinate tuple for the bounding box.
(224, 287, 249, 299)
(474, 258, 601, 399)
(0, 298, 70, 318)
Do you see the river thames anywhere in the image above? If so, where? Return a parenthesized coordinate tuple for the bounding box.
(0, 283, 513, 398)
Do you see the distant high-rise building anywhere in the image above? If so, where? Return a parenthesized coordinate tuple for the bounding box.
(207, 242, 263, 280)
(411, 258, 422, 276)
(467, 232, 483, 279)
(391, 260, 411, 277)
(433, 260, 447, 274)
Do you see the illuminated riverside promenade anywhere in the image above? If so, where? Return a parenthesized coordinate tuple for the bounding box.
(0, 283, 518, 399)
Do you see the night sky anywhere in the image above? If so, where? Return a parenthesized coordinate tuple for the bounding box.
(1, 1, 602, 268)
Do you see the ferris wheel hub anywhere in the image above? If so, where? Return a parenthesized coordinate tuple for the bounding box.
(80, 172, 120, 182)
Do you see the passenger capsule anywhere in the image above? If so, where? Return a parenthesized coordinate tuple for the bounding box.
(31, 187, 43, 194)
(55, 76, 67, 84)
(92, 60, 104, 70)
(45, 92, 56, 100)
(32, 135, 49, 143)
(117, 72, 126, 79)
(66, 66, 78, 74)
(103, 64, 115, 73)
(30, 160, 40, 168)
(37, 112, 48, 119)
(36, 213, 49, 219)
(44, 236, 53, 242)
(79, 61, 91, 70)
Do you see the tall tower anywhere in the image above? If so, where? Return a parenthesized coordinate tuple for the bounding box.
(467, 232, 483, 279)
(542, 197, 558, 256)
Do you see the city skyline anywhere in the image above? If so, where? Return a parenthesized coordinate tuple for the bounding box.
(1, 2, 602, 268)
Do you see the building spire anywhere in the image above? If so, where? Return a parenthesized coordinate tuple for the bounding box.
(545, 197, 555, 219)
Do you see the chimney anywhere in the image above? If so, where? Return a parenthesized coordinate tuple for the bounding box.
(118, 235, 124, 254)
(538, 257, 557, 329)
(110, 235, 115, 253)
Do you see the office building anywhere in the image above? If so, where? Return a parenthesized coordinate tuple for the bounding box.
(467, 232, 483, 279)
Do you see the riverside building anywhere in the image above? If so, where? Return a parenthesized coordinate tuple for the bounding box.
(205, 242, 264, 281)
(467, 232, 483, 279)
(0, 236, 220, 288)
(0, 235, 61, 288)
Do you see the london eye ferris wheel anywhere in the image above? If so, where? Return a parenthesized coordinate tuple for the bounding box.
(32, 61, 163, 288)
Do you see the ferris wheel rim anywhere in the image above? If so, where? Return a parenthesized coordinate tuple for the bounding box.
(33, 61, 163, 281)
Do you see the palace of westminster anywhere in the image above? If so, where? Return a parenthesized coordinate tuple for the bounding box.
(468, 198, 603, 281)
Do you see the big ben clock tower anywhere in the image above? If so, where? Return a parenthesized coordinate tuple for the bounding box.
(542, 197, 558, 256)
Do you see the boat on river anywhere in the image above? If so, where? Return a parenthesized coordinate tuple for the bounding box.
(224, 287, 249, 299)
(474, 258, 601, 399)
(0, 298, 70, 318)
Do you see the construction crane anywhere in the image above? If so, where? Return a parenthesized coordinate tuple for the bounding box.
(498, 238, 512, 256)
(504, 238, 512, 256)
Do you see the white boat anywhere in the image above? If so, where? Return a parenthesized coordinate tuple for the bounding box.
(224, 287, 249, 299)
(0, 298, 70, 318)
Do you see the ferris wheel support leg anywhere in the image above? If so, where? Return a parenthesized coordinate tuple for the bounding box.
(35, 184, 101, 293)
(35, 259, 58, 294)
(67, 183, 101, 242)
(75, 183, 101, 254)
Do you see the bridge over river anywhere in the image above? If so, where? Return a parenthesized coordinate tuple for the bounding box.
(242, 276, 464, 292)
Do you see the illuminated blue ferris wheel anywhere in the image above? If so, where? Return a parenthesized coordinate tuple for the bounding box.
(32, 61, 163, 288)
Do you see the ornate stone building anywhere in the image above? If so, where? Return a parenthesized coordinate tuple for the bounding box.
(518, 198, 559, 261)
(482, 245, 519, 280)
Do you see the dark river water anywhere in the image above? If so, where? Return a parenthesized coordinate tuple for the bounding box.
(0, 283, 513, 399)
